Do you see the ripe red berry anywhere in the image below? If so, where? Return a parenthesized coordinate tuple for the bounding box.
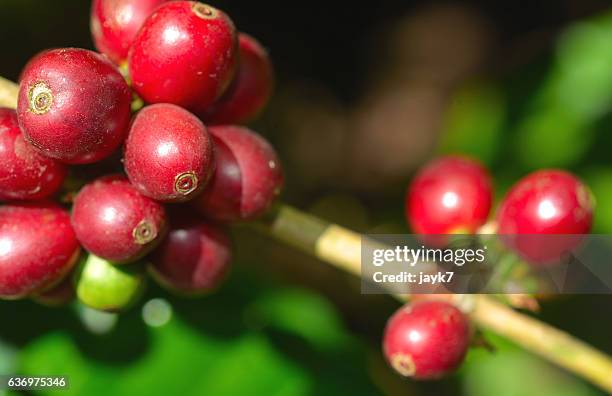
(192, 125, 283, 221)
(0, 108, 67, 201)
(497, 170, 594, 264)
(128, 1, 238, 110)
(91, 0, 169, 65)
(72, 175, 167, 263)
(199, 33, 274, 125)
(406, 156, 493, 235)
(17, 48, 132, 164)
(124, 103, 214, 202)
(149, 214, 231, 294)
(383, 300, 471, 380)
(0, 202, 80, 299)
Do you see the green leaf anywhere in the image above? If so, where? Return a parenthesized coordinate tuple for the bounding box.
(584, 168, 612, 233)
(462, 332, 604, 396)
(246, 288, 350, 350)
(513, 11, 612, 169)
(192, 334, 311, 396)
(439, 82, 506, 165)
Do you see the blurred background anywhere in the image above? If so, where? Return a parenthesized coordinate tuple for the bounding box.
(2, 0, 612, 395)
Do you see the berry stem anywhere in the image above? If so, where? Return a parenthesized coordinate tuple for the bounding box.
(0, 76, 18, 108)
(471, 296, 612, 392)
(258, 203, 612, 393)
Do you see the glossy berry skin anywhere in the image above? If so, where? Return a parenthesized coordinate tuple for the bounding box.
(497, 170, 593, 265)
(91, 0, 169, 65)
(124, 104, 214, 202)
(200, 33, 274, 125)
(149, 214, 231, 294)
(406, 156, 492, 235)
(128, 1, 238, 110)
(383, 301, 470, 380)
(72, 175, 167, 263)
(193, 125, 283, 222)
(17, 48, 132, 164)
(75, 254, 145, 312)
(0, 202, 80, 299)
(0, 108, 67, 201)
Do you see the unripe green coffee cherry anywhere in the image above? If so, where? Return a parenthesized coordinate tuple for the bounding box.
(74, 254, 146, 312)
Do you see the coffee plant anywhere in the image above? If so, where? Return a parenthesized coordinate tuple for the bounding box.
(0, 1, 611, 395)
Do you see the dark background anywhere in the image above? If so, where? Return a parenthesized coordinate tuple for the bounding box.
(0, 0, 609, 92)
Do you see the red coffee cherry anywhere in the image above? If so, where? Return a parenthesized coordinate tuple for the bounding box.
(17, 48, 132, 164)
(91, 0, 169, 65)
(72, 175, 167, 263)
(406, 156, 493, 235)
(149, 214, 231, 294)
(199, 33, 274, 125)
(497, 170, 594, 265)
(124, 103, 214, 202)
(193, 125, 283, 221)
(0, 202, 81, 299)
(383, 300, 471, 380)
(128, 1, 238, 110)
(0, 108, 66, 201)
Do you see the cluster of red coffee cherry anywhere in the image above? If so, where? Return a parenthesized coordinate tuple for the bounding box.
(0, 0, 280, 310)
(383, 156, 595, 379)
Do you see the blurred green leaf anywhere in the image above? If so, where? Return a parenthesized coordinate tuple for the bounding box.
(515, 111, 592, 169)
(462, 332, 604, 396)
(193, 334, 311, 396)
(0, 339, 17, 375)
(514, 11, 612, 170)
(584, 168, 612, 233)
(246, 289, 350, 350)
(439, 82, 506, 165)
(553, 14, 612, 121)
(13, 279, 382, 396)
